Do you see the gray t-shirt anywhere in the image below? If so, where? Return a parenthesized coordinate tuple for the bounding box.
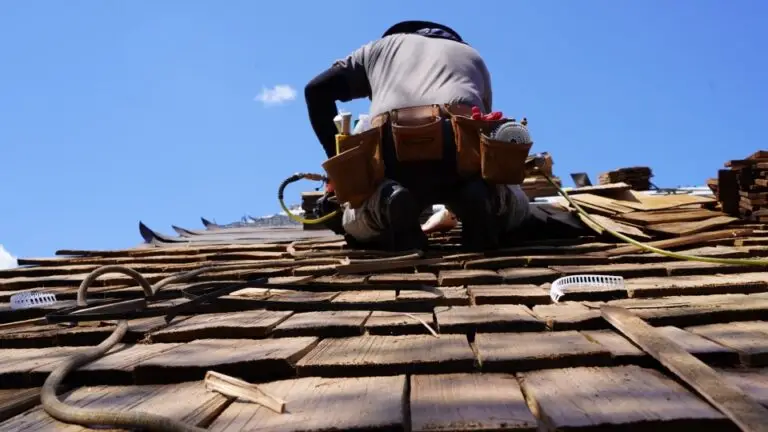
(334, 34, 493, 117)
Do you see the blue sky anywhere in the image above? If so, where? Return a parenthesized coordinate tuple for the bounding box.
(1, 0, 766, 262)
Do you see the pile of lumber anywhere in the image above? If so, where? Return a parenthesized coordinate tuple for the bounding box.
(523, 152, 562, 199)
(552, 183, 743, 246)
(599, 166, 653, 191)
(711, 150, 768, 222)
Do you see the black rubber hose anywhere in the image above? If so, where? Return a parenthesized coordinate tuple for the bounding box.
(40, 320, 206, 432)
(46, 264, 212, 431)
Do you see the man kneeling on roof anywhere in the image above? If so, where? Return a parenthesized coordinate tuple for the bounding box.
(305, 20, 533, 252)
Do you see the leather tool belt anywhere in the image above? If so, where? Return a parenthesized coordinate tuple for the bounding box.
(321, 103, 532, 208)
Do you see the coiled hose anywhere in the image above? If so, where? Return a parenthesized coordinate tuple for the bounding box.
(277, 172, 339, 225)
(42, 266, 214, 432)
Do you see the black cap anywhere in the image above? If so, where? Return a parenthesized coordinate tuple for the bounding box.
(382, 20, 463, 43)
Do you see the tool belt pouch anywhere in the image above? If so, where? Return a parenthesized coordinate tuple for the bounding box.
(449, 112, 508, 177)
(322, 126, 385, 209)
(390, 105, 444, 162)
(479, 132, 532, 185)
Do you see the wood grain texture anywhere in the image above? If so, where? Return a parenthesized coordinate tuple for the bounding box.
(438, 270, 502, 286)
(270, 311, 370, 338)
(646, 215, 738, 236)
(133, 337, 318, 384)
(0, 381, 230, 431)
(531, 303, 605, 330)
(581, 330, 647, 364)
(656, 325, 740, 365)
(410, 373, 537, 431)
(470, 285, 551, 306)
(519, 366, 734, 430)
(396, 286, 470, 306)
(550, 262, 668, 279)
(331, 290, 397, 306)
(498, 268, 561, 285)
(208, 375, 406, 432)
(149, 309, 293, 343)
(364, 311, 439, 336)
(602, 293, 768, 327)
(626, 273, 768, 298)
(475, 331, 611, 372)
(368, 272, 438, 286)
(0, 346, 81, 388)
(50, 343, 182, 385)
(603, 306, 768, 432)
(0, 388, 41, 423)
(717, 368, 768, 406)
(296, 334, 476, 377)
(686, 321, 768, 367)
(435, 305, 545, 333)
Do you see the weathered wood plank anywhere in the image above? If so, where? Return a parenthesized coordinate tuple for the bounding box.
(368, 272, 438, 286)
(717, 368, 768, 406)
(470, 284, 551, 306)
(519, 366, 733, 430)
(208, 375, 406, 432)
(396, 286, 470, 306)
(498, 268, 561, 285)
(603, 293, 768, 327)
(626, 273, 768, 298)
(0, 388, 41, 423)
(45, 343, 182, 386)
(438, 270, 502, 286)
(0, 322, 117, 349)
(133, 337, 318, 384)
(0, 346, 81, 388)
(0, 381, 230, 431)
(531, 303, 605, 330)
(581, 329, 647, 364)
(270, 311, 370, 338)
(475, 331, 611, 372)
(410, 373, 537, 431)
(656, 325, 740, 365)
(149, 310, 293, 343)
(331, 290, 397, 307)
(435, 305, 545, 333)
(686, 321, 768, 367)
(602, 306, 768, 431)
(296, 334, 476, 377)
(364, 311, 439, 336)
(550, 263, 668, 279)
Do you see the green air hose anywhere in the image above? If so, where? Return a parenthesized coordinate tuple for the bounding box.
(540, 171, 768, 266)
(277, 173, 339, 225)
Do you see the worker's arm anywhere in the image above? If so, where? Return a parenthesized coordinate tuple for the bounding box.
(481, 62, 493, 113)
(305, 44, 373, 159)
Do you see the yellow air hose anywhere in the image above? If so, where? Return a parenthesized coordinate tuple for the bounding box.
(277, 173, 339, 225)
(540, 171, 768, 266)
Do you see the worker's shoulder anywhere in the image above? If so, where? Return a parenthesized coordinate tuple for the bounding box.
(371, 34, 484, 60)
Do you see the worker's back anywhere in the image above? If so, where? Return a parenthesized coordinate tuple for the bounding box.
(339, 33, 492, 117)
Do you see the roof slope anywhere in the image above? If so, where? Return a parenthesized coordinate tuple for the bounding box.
(1, 187, 768, 430)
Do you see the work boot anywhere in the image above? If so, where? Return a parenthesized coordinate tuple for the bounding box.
(380, 183, 428, 251)
(451, 180, 500, 251)
(313, 192, 345, 235)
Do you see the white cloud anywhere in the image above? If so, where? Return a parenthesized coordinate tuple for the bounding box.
(254, 84, 297, 106)
(0, 245, 17, 270)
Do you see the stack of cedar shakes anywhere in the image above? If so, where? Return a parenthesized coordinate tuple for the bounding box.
(599, 166, 653, 191)
(712, 150, 768, 222)
(522, 152, 562, 199)
(551, 182, 746, 248)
